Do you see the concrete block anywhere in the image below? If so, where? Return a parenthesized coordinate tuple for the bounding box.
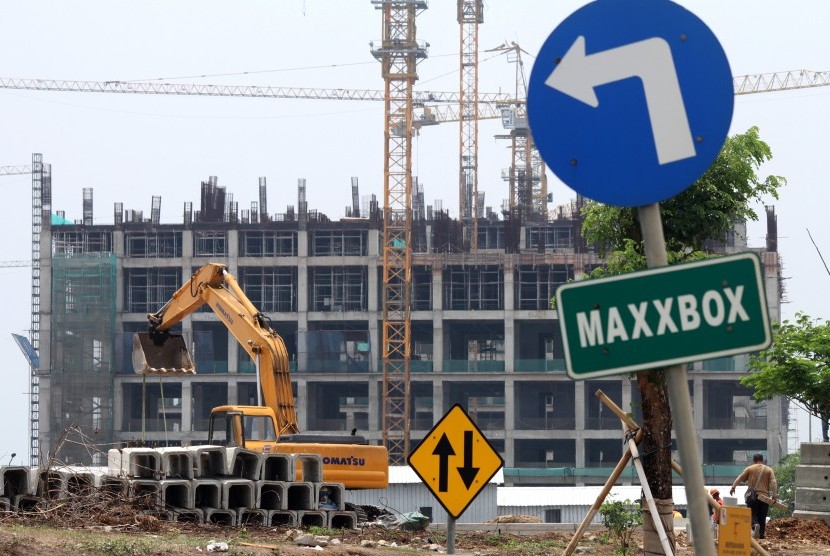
(261, 453, 293, 481)
(256, 480, 286, 510)
(160, 479, 192, 509)
(796, 464, 830, 489)
(189, 446, 227, 478)
(193, 479, 222, 509)
(12, 494, 39, 512)
(227, 448, 262, 480)
(130, 480, 162, 509)
(204, 508, 237, 526)
(286, 482, 315, 510)
(38, 469, 68, 500)
(800, 442, 830, 465)
(100, 476, 128, 496)
(268, 510, 297, 527)
(221, 479, 255, 510)
(0, 497, 9, 512)
(170, 507, 204, 524)
(315, 482, 345, 511)
(327, 510, 358, 530)
(296, 510, 326, 528)
(794, 510, 830, 526)
(157, 448, 194, 479)
(0, 466, 38, 497)
(237, 508, 269, 526)
(113, 448, 162, 479)
(796, 487, 830, 512)
(65, 469, 98, 496)
(291, 454, 323, 483)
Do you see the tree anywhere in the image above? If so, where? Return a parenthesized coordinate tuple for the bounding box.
(744, 312, 830, 442)
(580, 126, 784, 548)
(599, 498, 643, 556)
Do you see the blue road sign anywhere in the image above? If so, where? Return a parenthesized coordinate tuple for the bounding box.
(527, 0, 734, 207)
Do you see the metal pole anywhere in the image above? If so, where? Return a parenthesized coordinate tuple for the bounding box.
(638, 203, 715, 556)
(255, 353, 263, 407)
(446, 515, 456, 554)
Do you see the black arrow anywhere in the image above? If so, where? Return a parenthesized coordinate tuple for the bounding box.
(432, 433, 455, 492)
(456, 430, 480, 489)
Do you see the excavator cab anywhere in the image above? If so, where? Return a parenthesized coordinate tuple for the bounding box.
(132, 332, 195, 375)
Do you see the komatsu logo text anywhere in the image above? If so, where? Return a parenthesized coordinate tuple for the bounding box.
(215, 303, 234, 325)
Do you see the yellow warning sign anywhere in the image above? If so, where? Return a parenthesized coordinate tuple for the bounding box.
(718, 505, 752, 556)
(408, 403, 504, 519)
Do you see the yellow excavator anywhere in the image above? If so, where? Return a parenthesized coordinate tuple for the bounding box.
(132, 263, 388, 489)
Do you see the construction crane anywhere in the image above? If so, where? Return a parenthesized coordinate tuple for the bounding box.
(458, 0, 483, 250)
(368, 0, 428, 465)
(0, 154, 48, 467)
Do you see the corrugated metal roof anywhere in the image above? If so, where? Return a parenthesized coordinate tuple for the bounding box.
(498, 485, 746, 507)
(390, 465, 504, 485)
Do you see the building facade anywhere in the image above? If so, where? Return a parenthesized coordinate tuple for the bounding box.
(35, 179, 788, 487)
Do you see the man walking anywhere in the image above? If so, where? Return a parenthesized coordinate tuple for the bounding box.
(730, 453, 778, 539)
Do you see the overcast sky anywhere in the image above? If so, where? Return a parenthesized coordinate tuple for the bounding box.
(0, 0, 828, 463)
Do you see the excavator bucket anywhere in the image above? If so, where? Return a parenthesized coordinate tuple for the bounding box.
(132, 333, 196, 375)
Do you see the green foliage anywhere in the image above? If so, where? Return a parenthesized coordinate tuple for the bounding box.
(582, 126, 784, 258)
(599, 498, 643, 556)
(770, 452, 799, 519)
(478, 534, 565, 554)
(75, 538, 156, 555)
(744, 312, 830, 440)
(307, 526, 339, 536)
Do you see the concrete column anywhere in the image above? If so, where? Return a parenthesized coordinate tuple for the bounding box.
(574, 381, 586, 469)
(503, 263, 515, 372)
(295, 380, 308, 431)
(297, 230, 309, 372)
(368, 378, 380, 431)
(622, 379, 632, 419)
(431, 265, 444, 372)
(432, 380, 445, 419)
(693, 376, 704, 431)
(227, 381, 238, 407)
(504, 379, 515, 430)
(767, 395, 783, 464)
(181, 380, 193, 433)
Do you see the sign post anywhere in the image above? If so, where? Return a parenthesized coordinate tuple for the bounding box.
(527, 1, 744, 553)
(640, 204, 717, 555)
(408, 404, 504, 554)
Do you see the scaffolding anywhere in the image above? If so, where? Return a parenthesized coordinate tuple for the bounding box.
(49, 253, 117, 465)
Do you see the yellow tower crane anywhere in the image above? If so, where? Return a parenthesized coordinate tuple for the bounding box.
(458, 0, 483, 251)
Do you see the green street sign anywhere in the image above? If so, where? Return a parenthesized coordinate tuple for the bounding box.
(556, 252, 771, 380)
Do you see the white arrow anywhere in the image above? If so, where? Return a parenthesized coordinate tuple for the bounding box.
(546, 35, 696, 165)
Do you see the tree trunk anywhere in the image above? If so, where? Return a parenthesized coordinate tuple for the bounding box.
(637, 369, 675, 554)
(822, 412, 829, 443)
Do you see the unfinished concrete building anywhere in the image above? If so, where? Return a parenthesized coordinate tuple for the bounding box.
(29, 169, 789, 487)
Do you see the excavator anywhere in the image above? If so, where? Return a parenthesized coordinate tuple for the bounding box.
(132, 263, 389, 489)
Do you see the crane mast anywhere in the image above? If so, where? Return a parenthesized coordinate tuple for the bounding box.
(458, 0, 482, 251)
(1, 155, 48, 467)
(370, 0, 427, 465)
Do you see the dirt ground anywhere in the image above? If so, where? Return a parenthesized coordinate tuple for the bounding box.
(1, 515, 829, 555)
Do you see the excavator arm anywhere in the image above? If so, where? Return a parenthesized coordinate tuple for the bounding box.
(139, 263, 299, 436)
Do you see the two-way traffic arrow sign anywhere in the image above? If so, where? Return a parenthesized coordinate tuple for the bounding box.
(408, 404, 504, 519)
